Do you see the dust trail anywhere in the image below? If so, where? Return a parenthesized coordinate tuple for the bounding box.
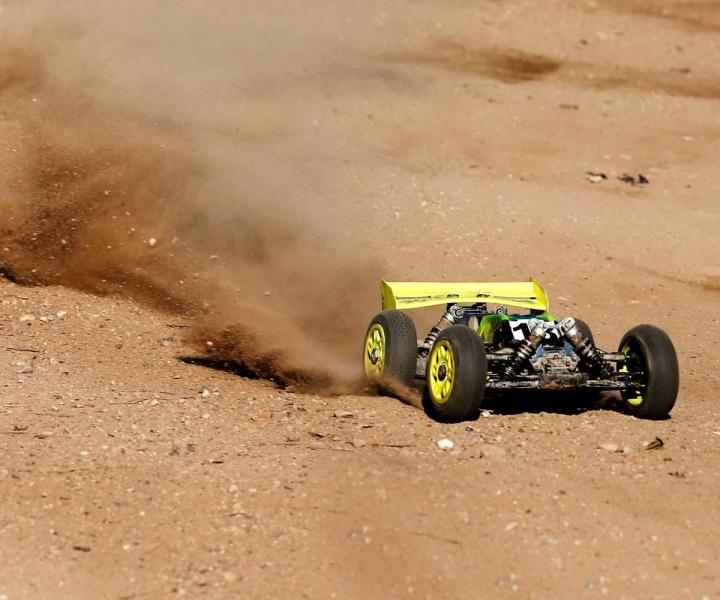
(0, 4, 379, 391)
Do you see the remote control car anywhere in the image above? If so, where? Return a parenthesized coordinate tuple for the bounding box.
(363, 279, 679, 422)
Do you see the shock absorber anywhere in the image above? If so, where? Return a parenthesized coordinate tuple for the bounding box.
(559, 317, 611, 378)
(422, 311, 456, 354)
(502, 319, 547, 379)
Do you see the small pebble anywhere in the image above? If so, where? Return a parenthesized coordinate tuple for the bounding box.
(643, 437, 664, 450)
(15, 360, 33, 374)
(437, 438, 454, 450)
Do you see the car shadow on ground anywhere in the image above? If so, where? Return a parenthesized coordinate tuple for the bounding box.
(478, 391, 670, 421)
(418, 387, 635, 422)
(480, 390, 625, 417)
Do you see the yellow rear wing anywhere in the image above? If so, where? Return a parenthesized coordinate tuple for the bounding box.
(381, 279, 549, 312)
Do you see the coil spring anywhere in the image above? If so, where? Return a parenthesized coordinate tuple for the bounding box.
(559, 317, 611, 378)
(502, 319, 547, 379)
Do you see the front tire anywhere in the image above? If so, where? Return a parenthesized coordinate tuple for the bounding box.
(619, 324, 679, 419)
(426, 325, 487, 422)
(363, 310, 417, 387)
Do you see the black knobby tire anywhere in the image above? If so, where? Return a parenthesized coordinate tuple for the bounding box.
(575, 319, 595, 345)
(426, 325, 487, 422)
(619, 324, 679, 419)
(363, 310, 417, 387)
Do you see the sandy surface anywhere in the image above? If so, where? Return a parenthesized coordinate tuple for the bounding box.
(1, 1, 720, 598)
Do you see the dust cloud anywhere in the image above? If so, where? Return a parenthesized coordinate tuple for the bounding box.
(0, 2, 380, 390)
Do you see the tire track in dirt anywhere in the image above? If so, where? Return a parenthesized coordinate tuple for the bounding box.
(383, 39, 720, 99)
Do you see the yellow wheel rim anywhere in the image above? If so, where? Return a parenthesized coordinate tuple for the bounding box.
(621, 343, 644, 406)
(428, 339, 455, 404)
(364, 324, 386, 378)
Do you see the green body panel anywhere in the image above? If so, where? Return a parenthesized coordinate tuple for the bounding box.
(478, 314, 509, 344)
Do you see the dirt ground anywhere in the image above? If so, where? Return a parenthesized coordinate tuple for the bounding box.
(1, 1, 720, 598)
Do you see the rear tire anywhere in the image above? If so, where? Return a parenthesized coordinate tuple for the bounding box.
(363, 310, 417, 387)
(619, 324, 679, 419)
(426, 325, 487, 422)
